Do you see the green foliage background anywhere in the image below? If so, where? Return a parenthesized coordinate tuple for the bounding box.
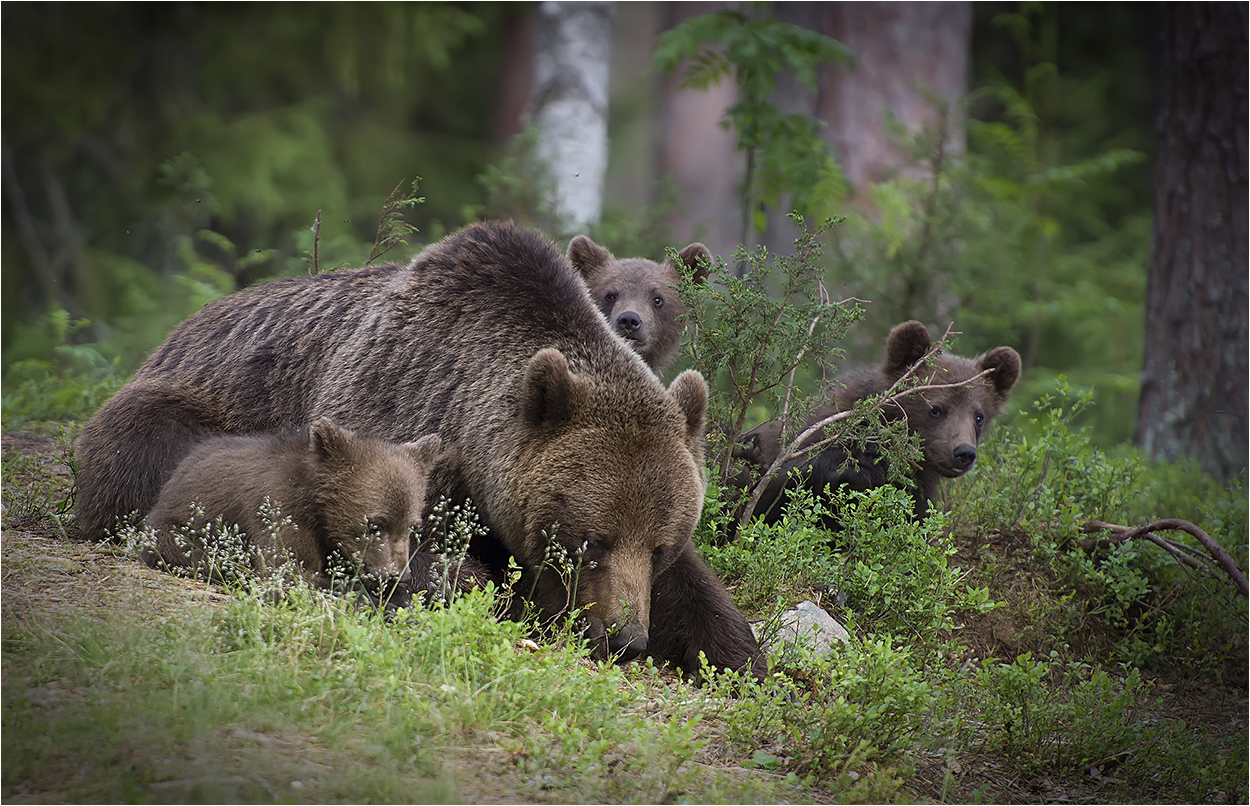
(4, 2, 1157, 450)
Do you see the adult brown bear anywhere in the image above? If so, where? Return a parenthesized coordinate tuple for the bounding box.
(76, 221, 763, 678)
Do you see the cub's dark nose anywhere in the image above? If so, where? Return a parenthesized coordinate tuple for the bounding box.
(953, 444, 977, 470)
(607, 625, 647, 663)
(615, 311, 642, 334)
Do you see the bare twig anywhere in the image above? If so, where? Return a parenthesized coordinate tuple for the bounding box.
(780, 280, 829, 424)
(310, 209, 322, 274)
(1081, 519, 1248, 599)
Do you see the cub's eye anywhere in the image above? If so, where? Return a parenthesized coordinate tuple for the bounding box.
(365, 517, 385, 535)
(651, 546, 666, 565)
(975, 412, 985, 426)
(929, 405, 944, 418)
(604, 292, 618, 304)
(652, 295, 664, 308)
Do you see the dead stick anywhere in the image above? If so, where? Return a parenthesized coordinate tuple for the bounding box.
(1083, 519, 1248, 599)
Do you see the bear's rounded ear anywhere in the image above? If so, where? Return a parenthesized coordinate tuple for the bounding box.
(672, 243, 712, 285)
(310, 417, 353, 462)
(521, 348, 575, 430)
(567, 236, 613, 281)
(402, 433, 443, 468)
(668, 370, 708, 441)
(978, 346, 1023, 400)
(883, 320, 932, 377)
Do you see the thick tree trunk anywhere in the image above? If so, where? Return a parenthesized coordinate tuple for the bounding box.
(817, 1, 971, 190)
(760, 2, 971, 255)
(656, 1, 742, 262)
(528, 1, 614, 231)
(1134, 2, 1248, 482)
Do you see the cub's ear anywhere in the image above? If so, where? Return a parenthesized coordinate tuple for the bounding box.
(521, 348, 576, 430)
(978, 346, 1023, 401)
(567, 236, 613, 282)
(310, 417, 354, 462)
(669, 243, 712, 285)
(668, 370, 708, 442)
(402, 433, 443, 469)
(883, 320, 933, 378)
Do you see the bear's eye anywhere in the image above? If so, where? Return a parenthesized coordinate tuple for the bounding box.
(365, 517, 385, 536)
(929, 405, 943, 418)
(651, 546, 666, 566)
(975, 412, 985, 426)
(652, 295, 664, 308)
(603, 291, 618, 305)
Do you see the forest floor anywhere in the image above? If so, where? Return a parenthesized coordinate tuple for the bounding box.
(2, 426, 1246, 804)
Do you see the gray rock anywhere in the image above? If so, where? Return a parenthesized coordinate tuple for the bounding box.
(753, 600, 851, 656)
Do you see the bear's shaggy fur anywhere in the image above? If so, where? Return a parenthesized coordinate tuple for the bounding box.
(76, 221, 762, 677)
(736, 321, 1022, 523)
(567, 236, 710, 375)
(143, 419, 440, 596)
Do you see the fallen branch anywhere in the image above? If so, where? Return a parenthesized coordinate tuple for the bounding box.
(1081, 519, 1248, 599)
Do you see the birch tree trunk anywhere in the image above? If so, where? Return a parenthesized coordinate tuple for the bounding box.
(529, 1, 614, 231)
(1134, 2, 1248, 482)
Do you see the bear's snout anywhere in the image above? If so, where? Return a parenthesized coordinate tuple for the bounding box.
(615, 311, 643, 336)
(952, 444, 977, 471)
(606, 621, 648, 663)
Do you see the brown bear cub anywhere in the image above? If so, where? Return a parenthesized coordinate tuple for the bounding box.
(736, 321, 1021, 524)
(143, 418, 441, 603)
(567, 236, 711, 376)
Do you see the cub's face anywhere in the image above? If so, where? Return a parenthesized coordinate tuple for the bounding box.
(567, 236, 711, 374)
(897, 378, 992, 479)
(311, 421, 441, 585)
(586, 259, 687, 370)
(518, 430, 705, 664)
(323, 456, 427, 582)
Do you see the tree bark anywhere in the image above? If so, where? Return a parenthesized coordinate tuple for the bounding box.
(528, 1, 614, 231)
(817, 1, 971, 190)
(656, 1, 742, 262)
(1134, 2, 1248, 482)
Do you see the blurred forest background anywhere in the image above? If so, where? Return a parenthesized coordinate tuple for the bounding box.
(2, 2, 1244, 478)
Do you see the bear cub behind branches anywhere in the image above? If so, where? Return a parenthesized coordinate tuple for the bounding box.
(736, 321, 1021, 524)
(567, 236, 710, 376)
(144, 417, 441, 600)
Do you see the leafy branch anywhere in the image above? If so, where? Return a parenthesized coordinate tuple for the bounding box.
(366, 178, 424, 266)
(655, 9, 852, 258)
(678, 214, 860, 482)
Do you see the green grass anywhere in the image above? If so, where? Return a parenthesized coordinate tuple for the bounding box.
(3, 383, 1247, 803)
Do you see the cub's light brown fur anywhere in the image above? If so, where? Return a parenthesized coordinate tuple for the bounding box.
(144, 419, 439, 593)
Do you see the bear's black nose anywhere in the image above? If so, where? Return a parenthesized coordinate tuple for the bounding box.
(953, 444, 977, 469)
(616, 311, 642, 334)
(607, 626, 647, 663)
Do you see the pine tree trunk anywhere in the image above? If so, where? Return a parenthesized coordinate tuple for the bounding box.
(1134, 2, 1248, 481)
(529, 1, 614, 231)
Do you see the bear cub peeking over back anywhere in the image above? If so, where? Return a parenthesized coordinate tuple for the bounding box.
(143, 418, 441, 599)
(567, 236, 710, 376)
(736, 321, 1022, 524)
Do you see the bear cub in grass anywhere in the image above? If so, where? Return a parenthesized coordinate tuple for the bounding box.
(144, 418, 441, 600)
(736, 320, 1022, 523)
(567, 236, 710, 376)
